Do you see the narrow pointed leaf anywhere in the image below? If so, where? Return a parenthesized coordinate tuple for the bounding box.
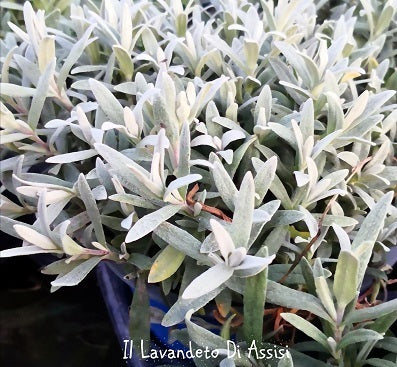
(89, 79, 124, 124)
(210, 219, 235, 261)
(51, 257, 102, 287)
(182, 263, 233, 299)
(345, 298, 397, 325)
(149, 245, 185, 283)
(13, 224, 57, 250)
(154, 222, 207, 262)
(126, 205, 181, 243)
(0, 246, 61, 257)
(57, 24, 96, 90)
(337, 329, 382, 350)
(28, 60, 55, 129)
(352, 192, 393, 288)
(252, 156, 277, 205)
(281, 313, 329, 350)
(333, 251, 359, 309)
(211, 159, 238, 210)
(46, 149, 97, 163)
(243, 248, 269, 345)
(230, 172, 254, 248)
(77, 173, 106, 245)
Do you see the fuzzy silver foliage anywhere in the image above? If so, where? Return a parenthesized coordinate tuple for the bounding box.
(0, 0, 396, 365)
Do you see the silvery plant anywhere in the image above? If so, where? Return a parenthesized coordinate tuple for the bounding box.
(1, 0, 397, 366)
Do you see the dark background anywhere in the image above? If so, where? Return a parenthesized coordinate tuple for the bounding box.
(0, 233, 125, 367)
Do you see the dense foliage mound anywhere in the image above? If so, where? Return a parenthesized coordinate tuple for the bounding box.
(1, 1, 396, 366)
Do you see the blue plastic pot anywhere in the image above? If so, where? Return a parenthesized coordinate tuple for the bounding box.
(96, 261, 196, 367)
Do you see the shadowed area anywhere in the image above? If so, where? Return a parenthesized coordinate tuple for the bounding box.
(0, 239, 124, 367)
